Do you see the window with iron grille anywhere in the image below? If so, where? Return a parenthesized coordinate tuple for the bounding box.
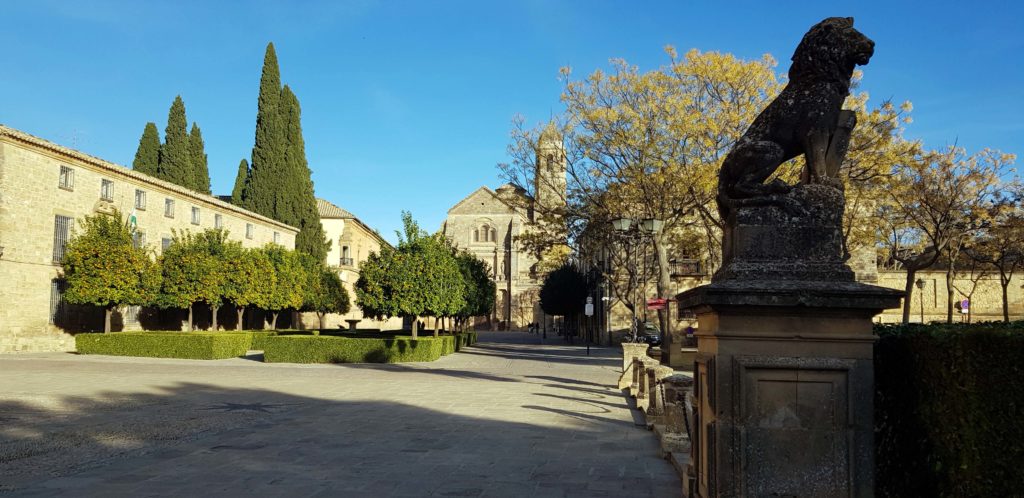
(246, 223, 254, 239)
(161, 237, 172, 252)
(273, 231, 280, 244)
(123, 305, 141, 325)
(58, 165, 74, 190)
(191, 206, 200, 225)
(135, 189, 146, 210)
(164, 198, 174, 218)
(133, 231, 146, 249)
(214, 213, 223, 229)
(100, 179, 114, 201)
(49, 279, 69, 324)
(52, 215, 73, 264)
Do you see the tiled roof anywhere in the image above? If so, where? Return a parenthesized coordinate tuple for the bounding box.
(317, 198, 356, 219)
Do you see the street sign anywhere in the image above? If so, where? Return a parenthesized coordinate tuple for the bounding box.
(647, 298, 668, 310)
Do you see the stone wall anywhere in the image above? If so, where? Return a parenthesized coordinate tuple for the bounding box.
(874, 270, 1024, 323)
(0, 126, 297, 352)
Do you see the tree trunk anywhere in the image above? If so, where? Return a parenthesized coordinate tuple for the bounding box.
(270, 311, 279, 330)
(212, 304, 220, 331)
(236, 307, 245, 331)
(945, 265, 955, 324)
(188, 305, 194, 331)
(902, 270, 916, 324)
(411, 317, 419, 339)
(1001, 273, 1011, 322)
(318, 312, 326, 330)
(652, 236, 673, 346)
(104, 306, 114, 334)
(433, 317, 439, 337)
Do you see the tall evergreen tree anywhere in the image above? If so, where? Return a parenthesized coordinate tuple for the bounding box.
(132, 122, 160, 176)
(231, 159, 249, 204)
(281, 85, 329, 261)
(157, 96, 194, 189)
(241, 43, 285, 215)
(189, 123, 211, 193)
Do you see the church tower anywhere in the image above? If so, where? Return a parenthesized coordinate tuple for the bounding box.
(533, 124, 567, 223)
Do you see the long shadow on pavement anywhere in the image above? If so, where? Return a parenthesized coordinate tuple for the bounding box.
(0, 382, 678, 497)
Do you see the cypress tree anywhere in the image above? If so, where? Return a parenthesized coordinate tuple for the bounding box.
(281, 85, 329, 261)
(231, 159, 249, 204)
(157, 95, 194, 189)
(189, 123, 211, 193)
(241, 43, 285, 216)
(132, 122, 160, 175)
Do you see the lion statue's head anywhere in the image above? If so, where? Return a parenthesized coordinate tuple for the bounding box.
(789, 17, 874, 88)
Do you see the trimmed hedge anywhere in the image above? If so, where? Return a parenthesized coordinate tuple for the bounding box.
(76, 332, 251, 360)
(875, 322, 1024, 497)
(263, 335, 451, 364)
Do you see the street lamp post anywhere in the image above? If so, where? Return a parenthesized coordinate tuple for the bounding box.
(916, 277, 926, 323)
(611, 217, 661, 342)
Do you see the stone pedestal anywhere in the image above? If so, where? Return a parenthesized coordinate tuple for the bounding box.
(677, 280, 901, 497)
(660, 330, 694, 369)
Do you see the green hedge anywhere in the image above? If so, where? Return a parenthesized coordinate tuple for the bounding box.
(263, 335, 451, 364)
(76, 332, 251, 360)
(875, 322, 1024, 497)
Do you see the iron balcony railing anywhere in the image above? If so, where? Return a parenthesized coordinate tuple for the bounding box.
(339, 257, 355, 267)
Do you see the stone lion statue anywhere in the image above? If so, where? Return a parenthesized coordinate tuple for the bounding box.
(716, 17, 874, 220)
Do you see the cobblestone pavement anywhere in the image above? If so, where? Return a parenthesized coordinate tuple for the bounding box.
(0, 332, 680, 497)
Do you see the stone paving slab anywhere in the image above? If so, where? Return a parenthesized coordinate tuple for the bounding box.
(0, 332, 681, 497)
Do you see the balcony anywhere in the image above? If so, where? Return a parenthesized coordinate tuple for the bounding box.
(339, 257, 355, 268)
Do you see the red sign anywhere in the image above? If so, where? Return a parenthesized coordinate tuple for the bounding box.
(646, 298, 668, 310)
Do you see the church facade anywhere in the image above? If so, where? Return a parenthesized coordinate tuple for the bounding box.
(441, 131, 565, 330)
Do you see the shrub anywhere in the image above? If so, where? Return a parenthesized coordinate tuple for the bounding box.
(76, 332, 250, 360)
(263, 336, 448, 364)
(875, 322, 1024, 497)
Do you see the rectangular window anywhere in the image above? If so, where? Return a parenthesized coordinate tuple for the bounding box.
(58, 165, 74, 190)
(214, 213, 223, 229)
(191, 206, 200, 225)
(246, 223, 254, 240)
(273, 231, 280, 244)
(161, 237, 172, 252)
(164, 198, 174, 218)
(123, 305, 141, 325)
(100, 179, 114, 201)
(49, 279, 69, 324)
(135, 189, 146, 210)
(52, 215, 73, 264)
(133, 231, 146, 249)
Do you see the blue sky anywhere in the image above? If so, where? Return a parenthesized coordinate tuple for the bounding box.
(2, 1, 1021, 243)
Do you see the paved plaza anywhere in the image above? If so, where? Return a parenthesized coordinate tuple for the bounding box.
(0, 332, 681, 497)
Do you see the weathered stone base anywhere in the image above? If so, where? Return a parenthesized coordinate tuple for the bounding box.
(677, 280, 901, 497)
(1, 327, 75, 353)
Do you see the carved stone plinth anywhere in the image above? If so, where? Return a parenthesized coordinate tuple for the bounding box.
(676, 280, 901, 497)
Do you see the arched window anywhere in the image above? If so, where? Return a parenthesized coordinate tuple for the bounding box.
(473, 229, 479, 242)
(481, 225, 490, 242)
(490, 228, 497, 243)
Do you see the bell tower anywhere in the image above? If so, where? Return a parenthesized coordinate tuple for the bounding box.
(533, 124, 567, 223)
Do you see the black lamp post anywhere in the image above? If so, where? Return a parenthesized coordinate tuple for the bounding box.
(611, 217, 661, 342)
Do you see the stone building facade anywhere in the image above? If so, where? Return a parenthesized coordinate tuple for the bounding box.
(296, 199, 403, 330)
(0, 125, 297, 352)
(440, 130, 567, 330)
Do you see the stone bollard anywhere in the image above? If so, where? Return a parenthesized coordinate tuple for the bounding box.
(645, 365, 677, 426)
(619, 343, 650, 390)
